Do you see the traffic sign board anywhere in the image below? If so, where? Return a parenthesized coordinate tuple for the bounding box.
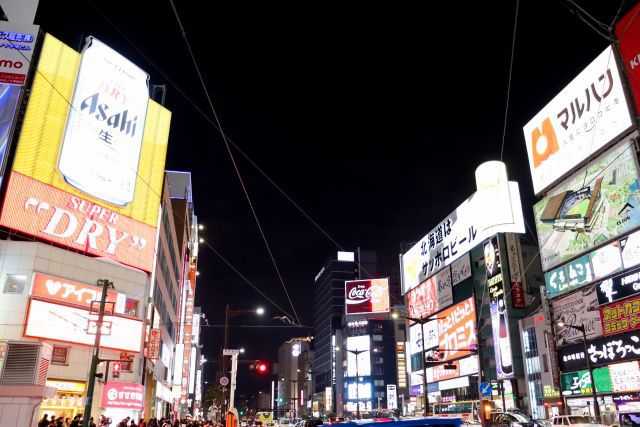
(223, 349, 240, 356)
(480, 382, 492, 397)
(220, 376, 229, 386)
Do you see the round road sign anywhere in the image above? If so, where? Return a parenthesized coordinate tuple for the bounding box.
(220, 376, 229, 386)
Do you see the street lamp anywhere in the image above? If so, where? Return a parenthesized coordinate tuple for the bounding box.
(556, 321, 600, 421)
(345, 348, 367, 419)
(393, 312, 445, 417)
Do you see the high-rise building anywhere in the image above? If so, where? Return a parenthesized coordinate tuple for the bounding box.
(312, 249, 378, 415)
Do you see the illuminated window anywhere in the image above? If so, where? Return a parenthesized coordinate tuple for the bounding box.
(3, 275, 26, 294)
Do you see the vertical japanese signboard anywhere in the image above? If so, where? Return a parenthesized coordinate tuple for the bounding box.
(484, 236, 515, 379)
(505, 233, 526, 308)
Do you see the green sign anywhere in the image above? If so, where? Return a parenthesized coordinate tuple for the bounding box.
(560, 367, 612, 396)
(544, 254, 593, 298)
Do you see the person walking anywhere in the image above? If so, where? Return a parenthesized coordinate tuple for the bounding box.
(38, 414, 50, 427)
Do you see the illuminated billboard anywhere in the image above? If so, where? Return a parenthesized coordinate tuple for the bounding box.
(346, 382, 371, 400)
(436, 296, 477, 362)
(346, 335, 370, 377)
(484, 237, 514, 380)
(101, 381, 144, 410)
(406, 268, 452, 322)
(401, 181, 524, 294)
(534, 139, 640, 271)
(600, 293, 640, 336)
(0, 84, 21, 187)
(345, 278, 390, 315)
(0, 34, 171, 272)
(0, 22, 39, 86)
(30, 272, 126, 313)
(552, 285, 602, 345)
(24, 299, 143, 352)
(523, 46, 633, 195)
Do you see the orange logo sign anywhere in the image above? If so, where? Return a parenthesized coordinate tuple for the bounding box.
(531, 117, 559, 167)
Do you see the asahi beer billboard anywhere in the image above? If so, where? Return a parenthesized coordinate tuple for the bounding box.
(0, 34, 171, 272)
(523, 46, 633, 195)
(551, 285, 602, 346)
(345, 278, 390, 315)
(534, 139, 640, 272)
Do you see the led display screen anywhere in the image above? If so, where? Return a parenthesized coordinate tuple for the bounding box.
(345, 278, 390, 315)
(346, 335, 370, 377)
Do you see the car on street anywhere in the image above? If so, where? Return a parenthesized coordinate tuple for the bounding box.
(533, 419, 552, 427)
(551, 415, 607, 427)
(489, 412, 535, 427)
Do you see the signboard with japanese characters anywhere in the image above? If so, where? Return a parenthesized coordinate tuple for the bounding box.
(523, 46, 633, 195)
(426, 355, 478, 383)
(558, 332, 640, 371)
(552, 285, 602, 346)
(101, 381, 144, 410)
(544, 255, 593, 299)
(610, 361, 640, 392)
(148, 328, 161, 360)
(451, 254, 472, 286)
(436, 297, 477, 362)
(596, 265, 640, 305)
(401, 181, 524, 294)
(407, 270, 451, 323)
(560, 367, 612, 396)
(534, 139, 640, 272)
(30, 272, 126, 314)
(600, 293, 640, 336)
(506, 233, 526, 308)
(0, 22, 39, 86)
(435, 268, 453, 309)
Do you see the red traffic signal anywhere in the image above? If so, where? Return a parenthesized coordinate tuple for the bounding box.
(256, 361, 268, 374)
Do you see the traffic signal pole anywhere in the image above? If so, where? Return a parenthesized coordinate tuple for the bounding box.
(82, 279, 111, 427)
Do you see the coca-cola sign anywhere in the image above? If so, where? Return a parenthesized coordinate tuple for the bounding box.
(345, 278, 390, 315)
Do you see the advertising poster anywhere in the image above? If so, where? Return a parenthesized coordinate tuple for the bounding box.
(386, 384, 397, 410)
(534, 139, 640, 271)
(544, 254, 593, 299)
(596, 265, 640, 305)
(552, 285, 602, 345)
(484, 237, 515, 379)
(0, 84, 21, 188)
(609, 361, 640, 392)
(560, 367, 612, 395)
(0, 22, 39, 85)
(523, 46, 633, 195)
(435, 267, 453, 309)
(437, 296, 477, 362)
(345, 278, 390, 315)
(407, 276, 437, 322)
(600, 293, 640, 336)
(24, 299, 143, 352)
(621, 230, 640, 269)
(346, 335, 371, 377)
(0, 34, 171, 272)
(591, 242, 623, 280)
(451, 254, 472, 286)
(401, 181, 524, 294)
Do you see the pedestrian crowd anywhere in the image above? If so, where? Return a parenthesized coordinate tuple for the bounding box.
(38, 414, 220, 427)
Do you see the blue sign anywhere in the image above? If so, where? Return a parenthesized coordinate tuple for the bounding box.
(480, 382, 492, 397)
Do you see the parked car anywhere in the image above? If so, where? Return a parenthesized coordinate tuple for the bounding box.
(303, 419, 324, 427)
(463, 420, 483, 427)
(490, 412, 535, 427)
(533, 419, 552, 427)
(551, 416, 607, 427)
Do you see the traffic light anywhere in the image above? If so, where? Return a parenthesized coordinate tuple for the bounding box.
(256, 361, 268, 374)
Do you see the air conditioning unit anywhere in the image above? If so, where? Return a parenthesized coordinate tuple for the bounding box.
(0, 341, 53, 385)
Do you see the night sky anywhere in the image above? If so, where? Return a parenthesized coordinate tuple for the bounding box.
(32, 0, 629, 395)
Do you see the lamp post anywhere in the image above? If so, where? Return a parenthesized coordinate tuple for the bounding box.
(392, 311, 445, 417)
(557, 321, 600, 421)
(221, 306, 264, 415)
(345, 348, 366, 419)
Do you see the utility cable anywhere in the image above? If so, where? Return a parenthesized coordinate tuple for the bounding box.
(499, 0, 520, 161)
(169, 0, 298, 325)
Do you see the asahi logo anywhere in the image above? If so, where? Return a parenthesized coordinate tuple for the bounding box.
(80, 92, 139, 137)
(347, 285, 372, 304)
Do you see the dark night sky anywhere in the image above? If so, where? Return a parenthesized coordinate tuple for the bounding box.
(32, 0, 628, 395)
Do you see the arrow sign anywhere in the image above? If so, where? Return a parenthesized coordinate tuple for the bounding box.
(480, 382, 492, 397)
